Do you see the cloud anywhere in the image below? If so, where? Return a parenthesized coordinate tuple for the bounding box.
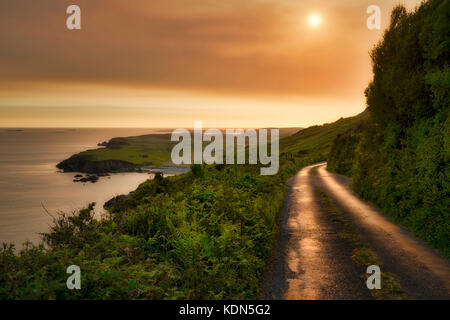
(0, 0, 399, 98)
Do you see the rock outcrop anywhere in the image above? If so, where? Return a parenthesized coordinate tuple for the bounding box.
(57, 154, 139, 174)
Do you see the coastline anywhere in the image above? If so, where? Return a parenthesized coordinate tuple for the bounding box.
(0, 128, 179, 247)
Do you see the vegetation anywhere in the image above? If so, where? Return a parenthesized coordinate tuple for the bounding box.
(280, 113, 367, 167)
(328, 0, 449, 257)
(326, 112, 368, 176)
(0, 116, 361, 299)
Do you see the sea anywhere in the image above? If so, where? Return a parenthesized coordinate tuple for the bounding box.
(0, 128, 174, 247)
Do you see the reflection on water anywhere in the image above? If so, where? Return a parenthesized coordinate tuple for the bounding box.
(0, 128, 174, 247)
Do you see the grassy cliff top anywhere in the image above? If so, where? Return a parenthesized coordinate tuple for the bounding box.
(82, 134, 177, 166)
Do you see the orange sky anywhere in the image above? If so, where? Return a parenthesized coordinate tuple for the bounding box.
(0, 0, 422, 128)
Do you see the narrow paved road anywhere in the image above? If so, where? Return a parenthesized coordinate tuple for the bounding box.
(262, 163, 450, 300)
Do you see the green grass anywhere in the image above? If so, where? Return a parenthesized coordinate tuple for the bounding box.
(83, 134, 177, 166)
(279, 113, 368, 166)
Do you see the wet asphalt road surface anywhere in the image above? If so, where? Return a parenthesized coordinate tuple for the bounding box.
(262, 163, 450, 300)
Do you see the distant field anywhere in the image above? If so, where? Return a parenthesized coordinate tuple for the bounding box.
(83, 134, 177, 166)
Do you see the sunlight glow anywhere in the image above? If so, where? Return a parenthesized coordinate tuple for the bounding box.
(308, 13, 322, 28)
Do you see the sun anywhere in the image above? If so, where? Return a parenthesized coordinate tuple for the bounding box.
(308, 13, 322, 28)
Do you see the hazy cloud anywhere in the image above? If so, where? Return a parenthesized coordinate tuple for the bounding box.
(0, 0, 423, 127)
(0, 0, 405, 97)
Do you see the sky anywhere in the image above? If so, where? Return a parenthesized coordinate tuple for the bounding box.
(0, 0, 423, 128)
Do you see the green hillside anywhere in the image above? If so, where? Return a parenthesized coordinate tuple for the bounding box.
(280, 111, 368, 168)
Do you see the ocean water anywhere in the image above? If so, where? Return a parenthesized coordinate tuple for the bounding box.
(0, 128, 173, 247)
